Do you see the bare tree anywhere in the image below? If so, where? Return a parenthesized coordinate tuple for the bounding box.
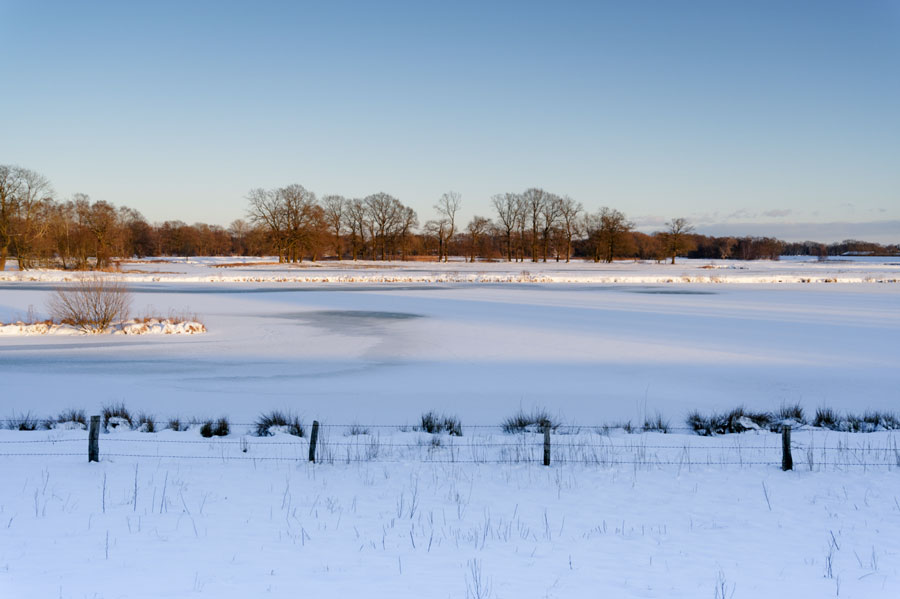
(365, 192, 402, 260)
(539, 193, 562, 261)
(279, 184, 318, 262)
(395, 205, 418, 261)
(47, 275, 132, 333)
(590, 207, 634, 263)
(557, 196, 583, 262)
(345, 198, 369, 260)
(466, 216, 492, 262)
(0, 165, 54, 270)
(434, 191, 461, 262)
(321, 194, 346, 259)
(246, 188, 288, 262)
(522, 188, 548, 262)
(491, 193, 522, 262)
(73, 197, 120, 270)
(228, 219, 250, 255)
(663, 217, 695, 264)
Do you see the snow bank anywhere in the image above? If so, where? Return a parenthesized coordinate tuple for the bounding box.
(0, 318, 206, 336)
(1, 256, 898, 285)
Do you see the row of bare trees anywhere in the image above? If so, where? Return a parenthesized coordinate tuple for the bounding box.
(246, 186, 421, 263)
(7, 164, 893, 269)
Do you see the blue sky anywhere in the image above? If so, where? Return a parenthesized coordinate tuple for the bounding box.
(1, 0, 898, 241)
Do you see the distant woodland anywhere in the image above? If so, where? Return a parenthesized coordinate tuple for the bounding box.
(1, 165, 897, 270)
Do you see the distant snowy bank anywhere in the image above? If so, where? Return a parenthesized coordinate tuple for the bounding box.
(1, 255, 899, 285)
(0, 318, 206, 336)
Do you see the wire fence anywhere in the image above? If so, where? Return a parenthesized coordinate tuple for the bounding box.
(2, 422, 898, 470)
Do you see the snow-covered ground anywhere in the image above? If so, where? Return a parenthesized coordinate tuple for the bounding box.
(2, 426, 899, 598)
(2, 256, 899, 597)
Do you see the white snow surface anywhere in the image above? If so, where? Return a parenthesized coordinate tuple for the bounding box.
(2, 427, 899, 598)
(0, 257, 897, 424)
(2, 256, 899, 597)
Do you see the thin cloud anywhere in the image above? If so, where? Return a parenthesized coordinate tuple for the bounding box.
(695, 220, 900, 244)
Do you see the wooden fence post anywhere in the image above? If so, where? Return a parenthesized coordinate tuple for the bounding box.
(543, 425, 551, 466)
(88, 415, 100, 463)
(308, 420, 319, 463)
(781, 425, 792, 471)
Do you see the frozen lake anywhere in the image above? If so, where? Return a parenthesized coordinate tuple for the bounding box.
(1, 269, 898, 426)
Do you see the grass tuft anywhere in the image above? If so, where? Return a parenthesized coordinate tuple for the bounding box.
(6, 412, 41, 431)
(501, 408, 557, 433)
(420, 411, 462, 436)
(102, 403, 132, 430)
(55, 409, 87, 429)
(200, 417, 230, 438)
(136, 412, 156, 433)
(254, 411, 304, 437)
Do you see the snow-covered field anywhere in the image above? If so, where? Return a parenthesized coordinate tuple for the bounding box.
(2, 426, 900, 598)
(2, 256, 899, 597)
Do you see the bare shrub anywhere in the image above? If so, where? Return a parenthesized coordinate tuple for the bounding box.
(46, 275, 131, 332)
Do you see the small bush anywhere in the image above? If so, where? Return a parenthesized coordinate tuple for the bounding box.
(46, 275, 132, 332)
(7, 412, 40, 431)
(136, 412, 156, 433)
(254, 411, 304, 437)
(166, 417, 184, 432)
(420, 411, 462, 436)
(200, 417, 230, 438)
(102, 403, 132, 430)
(501, 408, 557, 433)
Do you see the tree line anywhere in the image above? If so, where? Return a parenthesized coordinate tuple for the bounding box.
(1, 164, 896, 270)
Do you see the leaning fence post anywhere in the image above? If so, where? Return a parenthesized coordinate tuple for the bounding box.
(308, 420, 319, 463)
(88, 415, 100, 463)
(781, 425, 792, 471)
(543, 425, 551, 466)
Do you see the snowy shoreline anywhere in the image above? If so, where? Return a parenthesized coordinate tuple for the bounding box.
(0, 318, 207, 336)
(1, 256, 899, 285)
